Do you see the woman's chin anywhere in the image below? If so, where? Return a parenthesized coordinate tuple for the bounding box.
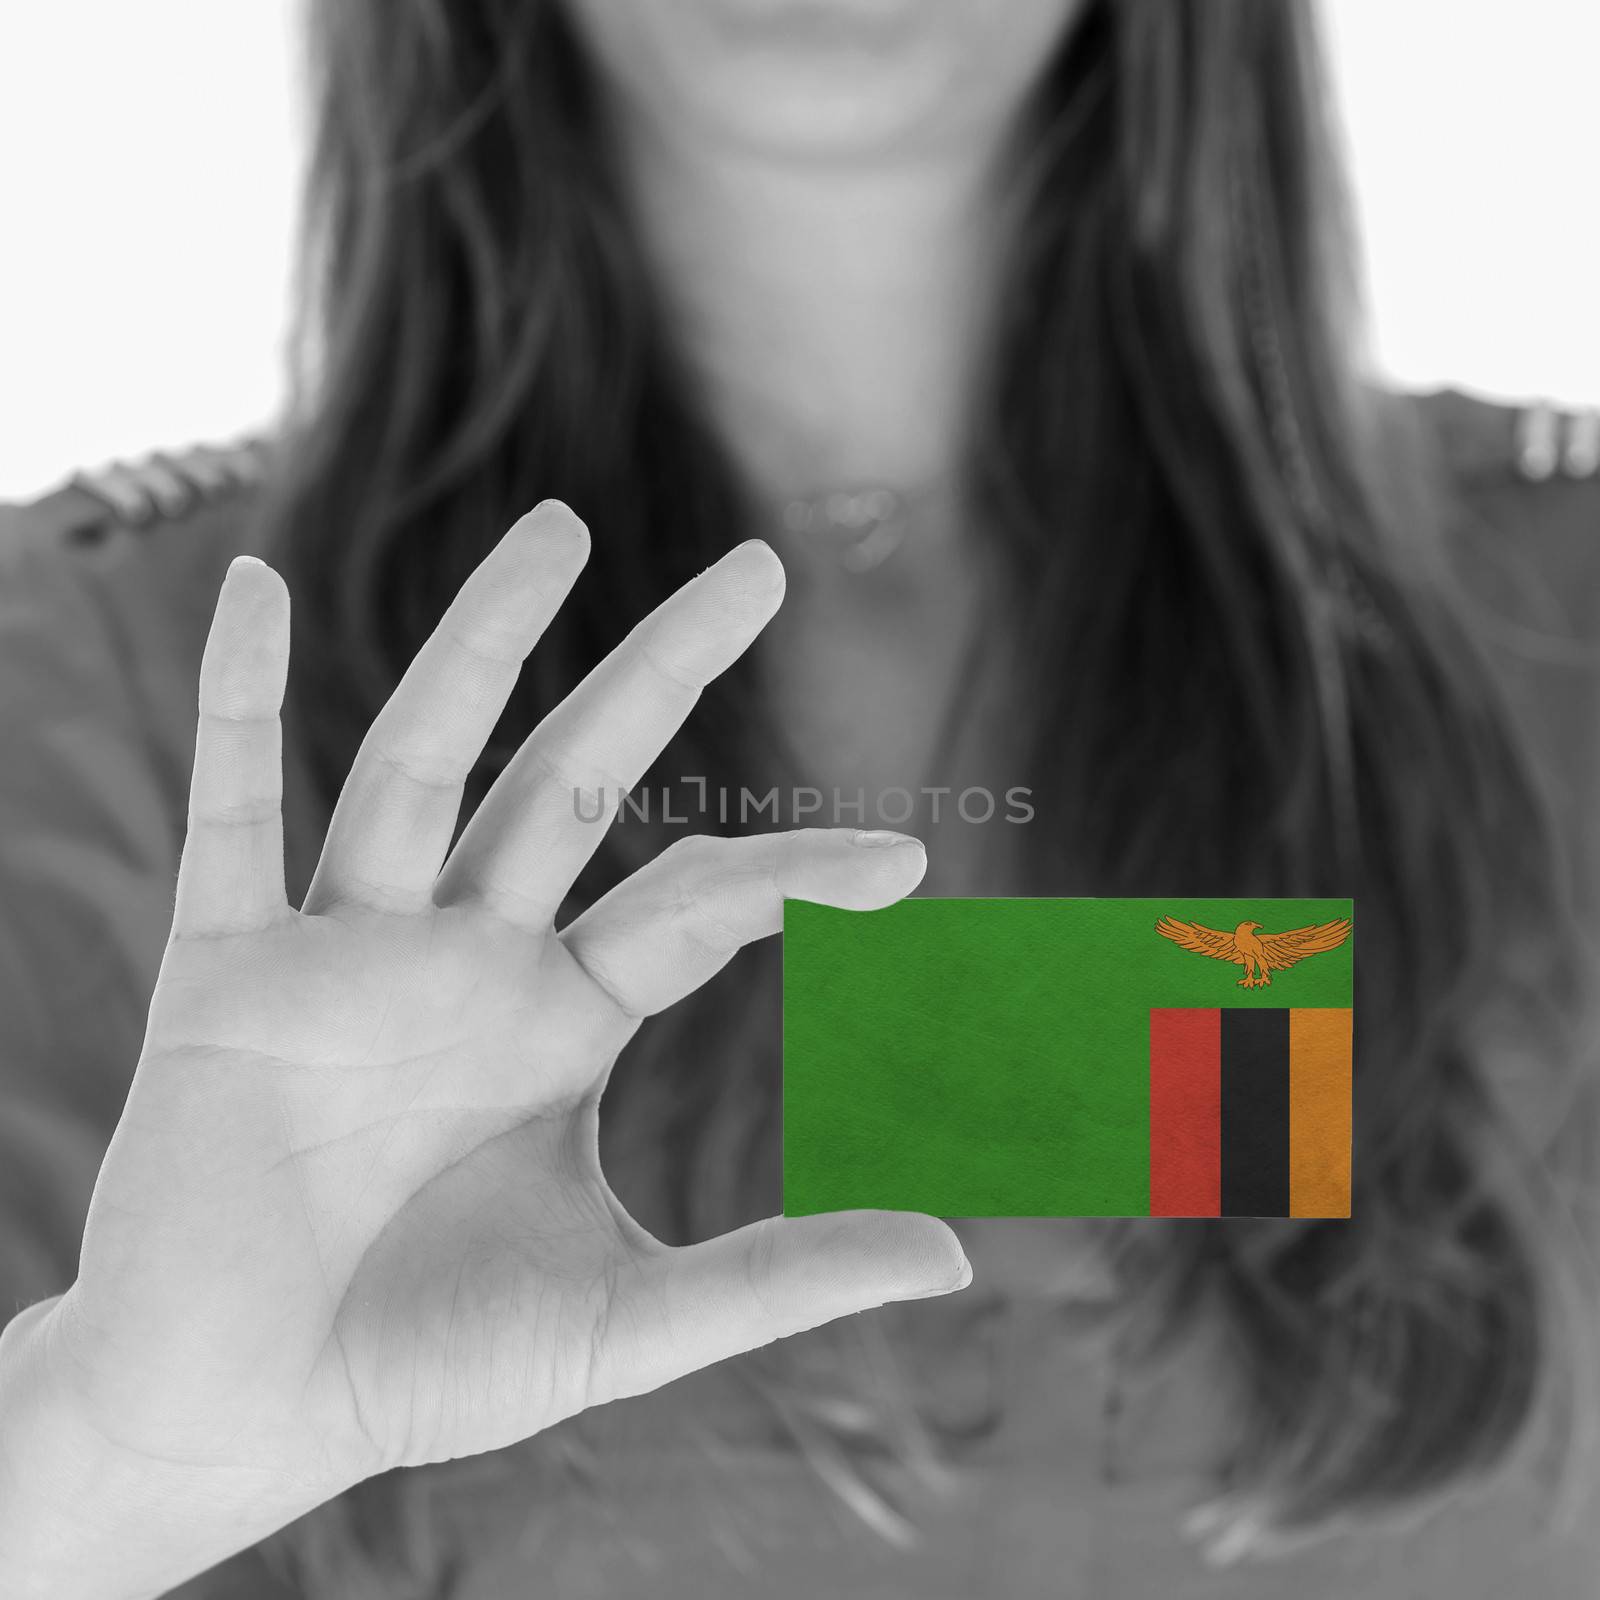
(561, 0, 1084, 165)
(626, 39, 961, 162)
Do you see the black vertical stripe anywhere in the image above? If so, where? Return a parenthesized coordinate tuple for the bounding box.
(1220, 1008, 1290, 1216)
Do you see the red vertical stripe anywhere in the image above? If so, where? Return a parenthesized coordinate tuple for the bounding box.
(1150, 1008, 1221, 1216)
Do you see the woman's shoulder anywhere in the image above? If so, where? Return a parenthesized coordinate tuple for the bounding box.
(0, 436, 279, 903)
(1403, 383, 1600, 619)
(1403, 385, 1600, 920)
(0, 433, 333, 895)
(1408, 383, 1600, 491)
(0, 436, 270, 586)
(0, 437, 272, 732)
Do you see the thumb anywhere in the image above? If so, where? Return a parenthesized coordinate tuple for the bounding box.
(591, 1211, 972, 1406)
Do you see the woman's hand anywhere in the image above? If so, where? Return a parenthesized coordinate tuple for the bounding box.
(0, 503, 966, 1598)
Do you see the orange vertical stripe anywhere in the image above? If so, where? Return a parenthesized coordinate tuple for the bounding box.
(1290, 1008, 1352, 1218)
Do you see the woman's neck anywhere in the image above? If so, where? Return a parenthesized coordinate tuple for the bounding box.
(609, 117, 1009, 510)
(601, 108, 1028, 891)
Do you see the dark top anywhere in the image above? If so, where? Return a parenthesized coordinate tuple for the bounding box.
(0, 390, 1597, 1598)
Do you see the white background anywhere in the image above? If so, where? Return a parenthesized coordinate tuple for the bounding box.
(0, 1, 1595, 500)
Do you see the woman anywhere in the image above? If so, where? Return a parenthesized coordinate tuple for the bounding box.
(1, 0, 1597, 1594)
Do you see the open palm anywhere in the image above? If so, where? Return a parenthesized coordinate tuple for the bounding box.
(53, 504, 966, 1515)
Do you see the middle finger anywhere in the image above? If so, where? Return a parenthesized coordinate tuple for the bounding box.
(433, 539, 785, 926)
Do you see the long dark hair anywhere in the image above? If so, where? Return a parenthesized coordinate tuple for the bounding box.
(257, 0, 1594, 1586)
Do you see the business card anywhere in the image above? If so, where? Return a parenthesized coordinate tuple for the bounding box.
(782, 898, 1354, 1219)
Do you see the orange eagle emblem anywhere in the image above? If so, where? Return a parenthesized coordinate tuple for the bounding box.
(1154, 915, 1352, 989)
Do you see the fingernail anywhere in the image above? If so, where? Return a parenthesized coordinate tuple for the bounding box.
(223, 554, 267, 591)
(706, 540, 785, 601)
(896, 1253, 972, 1300)
(850, 830, 923, 850)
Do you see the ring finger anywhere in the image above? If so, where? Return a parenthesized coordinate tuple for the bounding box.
(301, 503, 589, 917)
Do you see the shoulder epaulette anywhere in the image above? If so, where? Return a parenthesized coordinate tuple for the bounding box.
(1507, 400, 1600, 482)
(1413, 386, 1600, 489)
(1, 437, 271, 551)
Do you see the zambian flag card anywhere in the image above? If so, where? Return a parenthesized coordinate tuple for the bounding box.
(781, 898, 1353, 1220)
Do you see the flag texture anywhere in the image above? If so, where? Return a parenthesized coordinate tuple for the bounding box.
(782, 897, 1353, 1219)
